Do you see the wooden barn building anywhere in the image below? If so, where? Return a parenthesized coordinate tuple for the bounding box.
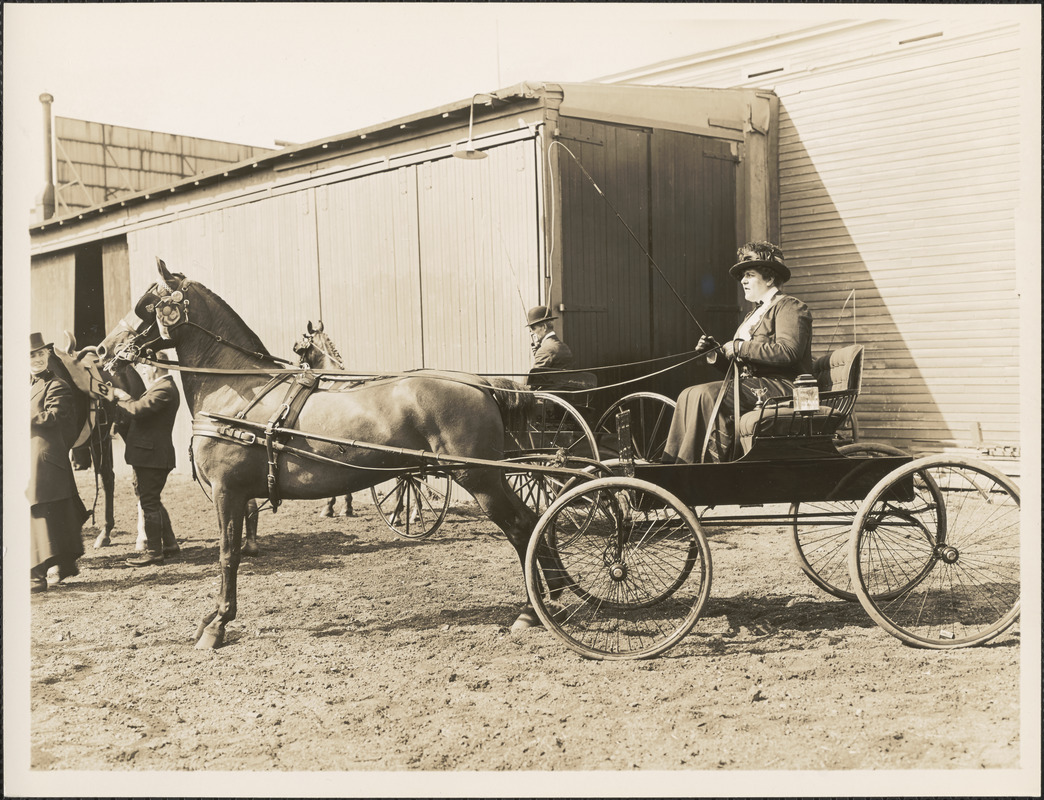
(29, 16, 1034, 468)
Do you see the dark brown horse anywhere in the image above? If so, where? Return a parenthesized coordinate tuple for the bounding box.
(95, 259, 554, 649)
(52, 334, 146, 548)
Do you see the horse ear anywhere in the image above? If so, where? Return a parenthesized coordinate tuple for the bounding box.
(61, 330, 77, 355)
(307, 320, 314, 334)
(315, 320, 324, 333)
(157, 257, 177, 288)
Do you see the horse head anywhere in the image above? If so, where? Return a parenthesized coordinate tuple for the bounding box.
(293, 320, 342, 370)
(55, 331, 113, 399)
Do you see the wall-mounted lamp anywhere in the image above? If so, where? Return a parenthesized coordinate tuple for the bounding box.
(453, 93, 493, 160)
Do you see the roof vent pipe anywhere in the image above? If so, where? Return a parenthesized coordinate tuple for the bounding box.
(33, 93, 56, 222)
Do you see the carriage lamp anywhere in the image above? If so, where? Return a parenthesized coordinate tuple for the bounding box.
(793, 374, 820, 413)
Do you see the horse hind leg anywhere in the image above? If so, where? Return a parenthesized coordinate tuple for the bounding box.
(195, 488, 248, 649)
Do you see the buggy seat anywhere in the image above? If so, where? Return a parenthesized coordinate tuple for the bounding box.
(737, 345, 864, 454)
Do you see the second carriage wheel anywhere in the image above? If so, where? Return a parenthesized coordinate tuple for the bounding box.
(371, 471, 453, 539)
(789, 442, 913, 600)
(504, 392, 600, 461)
(850, 455, 1020, 649)
(525, 477, 711, 660)
(594, 392, 677, 462)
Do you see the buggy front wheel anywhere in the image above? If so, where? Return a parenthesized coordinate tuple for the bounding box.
(525, 477, 711, 660)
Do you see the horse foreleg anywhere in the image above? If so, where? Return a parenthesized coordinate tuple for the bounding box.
(194, 490, 246, 650)
(92, 438, 117, 548)
(135, 503, 147, 551)
(243, 499, 260, 557)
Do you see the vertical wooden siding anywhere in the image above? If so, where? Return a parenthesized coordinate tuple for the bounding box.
(416, 139, 541, 375)
(557, 119, 741, 405)
(314, 168, 424, 372)
(30, 251, 77, 346)
(604, 21, 1024, 451)
(649, 130, 740, 399)
(122, 138, 542, 466)
(557, 118, 651, 376)
(101, 238, 131, 337)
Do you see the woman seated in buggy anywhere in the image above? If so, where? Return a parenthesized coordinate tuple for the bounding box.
(662, 241, 813, 463)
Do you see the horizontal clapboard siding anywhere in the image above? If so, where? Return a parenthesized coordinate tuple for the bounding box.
(601, 19, 1025, 454)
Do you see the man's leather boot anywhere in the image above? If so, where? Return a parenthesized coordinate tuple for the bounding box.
(127, 512, 165, 567)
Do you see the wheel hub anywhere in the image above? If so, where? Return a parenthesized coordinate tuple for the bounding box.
(936, 544, 960, 564)
(608, 562, 628, 581)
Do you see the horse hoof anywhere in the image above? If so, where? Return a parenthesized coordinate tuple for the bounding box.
(194, 628, 224, 650)
(510, 609, 544, 633)
(93, 534, 111, 549)
(134, 540, 147, 552)
(243, 544, 260, 557)
(319, 509, 333, 517)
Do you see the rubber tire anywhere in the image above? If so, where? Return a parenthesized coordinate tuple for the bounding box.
(525, 476, 711, 660)
(371, 472, 452, 539)
(594, 392, 677, 462)
(789, 441, 910, 601)
(849, 455, 1020, 649)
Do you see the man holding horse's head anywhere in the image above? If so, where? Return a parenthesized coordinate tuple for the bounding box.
(111, 350, 181, 566)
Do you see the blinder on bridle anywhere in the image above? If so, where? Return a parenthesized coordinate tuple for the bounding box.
(107, 277, 188, 370)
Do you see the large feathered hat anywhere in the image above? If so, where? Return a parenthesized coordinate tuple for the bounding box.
(729, 241, 791, 284)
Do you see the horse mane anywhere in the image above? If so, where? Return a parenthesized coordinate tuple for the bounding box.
(182, 278, 273, 359)
(312, 328, 344, 369)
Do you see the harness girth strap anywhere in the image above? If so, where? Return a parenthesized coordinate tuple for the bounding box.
(260, 372, 320, 512)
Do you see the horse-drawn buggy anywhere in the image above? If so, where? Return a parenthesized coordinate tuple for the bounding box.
(70, 259, 1020, 660)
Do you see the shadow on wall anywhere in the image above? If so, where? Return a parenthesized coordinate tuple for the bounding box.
(774, 102, 1016, 456)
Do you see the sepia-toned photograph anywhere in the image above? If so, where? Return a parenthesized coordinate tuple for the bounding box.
(3, 3, 1040, 797)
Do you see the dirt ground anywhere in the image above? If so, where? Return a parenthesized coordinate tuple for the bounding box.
(25, 466, 1022, 783)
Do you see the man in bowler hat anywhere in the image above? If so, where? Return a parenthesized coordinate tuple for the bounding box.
(525, 305, 575, 390)
(29, 332, 88, 592)
(110, 351, 181, 566)
(662, 241, 814, 463)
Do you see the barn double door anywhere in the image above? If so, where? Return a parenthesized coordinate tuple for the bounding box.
(556, 117, 740, 408)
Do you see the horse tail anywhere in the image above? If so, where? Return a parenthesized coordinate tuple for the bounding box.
(486, 377, 535, 431)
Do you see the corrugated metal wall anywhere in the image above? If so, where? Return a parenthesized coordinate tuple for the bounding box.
(55, 117, 273, 216)
(603, 20, 1024, 452)
(30, 251, 77, 346)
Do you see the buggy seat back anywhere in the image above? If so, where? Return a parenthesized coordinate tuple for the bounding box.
(737, 344, 864, 453)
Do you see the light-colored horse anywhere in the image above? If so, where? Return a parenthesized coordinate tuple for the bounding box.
(53, 334, 146, 549)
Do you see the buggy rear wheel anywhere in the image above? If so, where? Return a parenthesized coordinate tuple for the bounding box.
(789, 442, 910, 600)
(525, 477, 711, 660)
(849, 456, 1020, 648)
(370, 472, 453, 539)
(594, 392, 676, 462)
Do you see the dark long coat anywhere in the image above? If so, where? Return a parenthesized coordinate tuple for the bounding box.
(30, 373, 87, 569)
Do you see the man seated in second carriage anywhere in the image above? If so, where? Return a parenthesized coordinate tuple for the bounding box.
(662, 241, 813, 463)
(524, 305, 575, 391)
